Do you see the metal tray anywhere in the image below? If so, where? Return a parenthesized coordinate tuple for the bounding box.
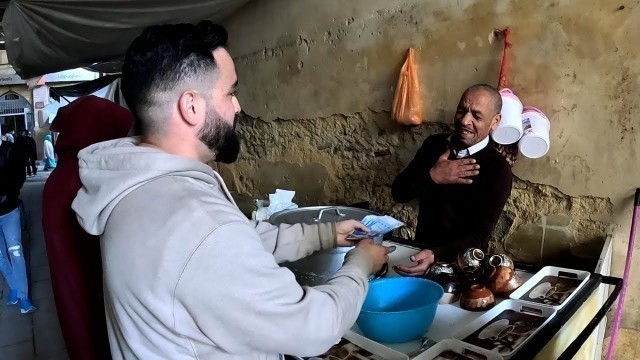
(509, 266, 590, 310)
(414, 339, 503, 360)
(453, 300, 556, 359)
(285, 334, 408, 360)
(343, 330, 410, 360)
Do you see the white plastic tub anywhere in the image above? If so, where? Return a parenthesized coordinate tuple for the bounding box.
(519, 106, 550, 159)
(492, 88, 524, 145)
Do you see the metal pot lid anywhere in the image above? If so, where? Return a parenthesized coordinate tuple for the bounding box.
(269, 206, 380, 225)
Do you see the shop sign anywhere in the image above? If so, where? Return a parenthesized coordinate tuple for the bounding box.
(44, 68, 99, 83)
(0, 73, 27, 85)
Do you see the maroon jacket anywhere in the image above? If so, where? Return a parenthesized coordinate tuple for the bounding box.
(42, 95, 133, 360)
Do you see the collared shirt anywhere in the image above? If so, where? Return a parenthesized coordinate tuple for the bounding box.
(452, 136, 490, 159)
(391, 133, 513, 260)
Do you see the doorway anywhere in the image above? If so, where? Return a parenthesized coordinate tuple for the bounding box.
(0, 91, 34, 136)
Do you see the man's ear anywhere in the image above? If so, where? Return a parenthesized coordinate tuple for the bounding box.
(178, 91, 206, 126)
(491, 114, 502, 131)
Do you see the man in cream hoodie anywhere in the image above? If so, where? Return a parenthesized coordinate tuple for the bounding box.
(72, 22, 389, 360)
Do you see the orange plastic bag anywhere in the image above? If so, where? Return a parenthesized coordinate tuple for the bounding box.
(392, 48, 423, 125)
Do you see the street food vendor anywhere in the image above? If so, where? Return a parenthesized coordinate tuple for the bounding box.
(391, 84, 513, 276)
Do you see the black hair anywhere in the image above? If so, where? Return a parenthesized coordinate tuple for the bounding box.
(465, 84, 503, 115)
(121, 21, 228, 136)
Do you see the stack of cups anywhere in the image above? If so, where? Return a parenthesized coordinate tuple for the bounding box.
(491, 88, 523, 145)
(519, 106, 550, 159)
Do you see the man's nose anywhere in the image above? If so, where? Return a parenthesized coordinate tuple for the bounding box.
(461, 112, 473, 126)
(232, 96, 242, 114)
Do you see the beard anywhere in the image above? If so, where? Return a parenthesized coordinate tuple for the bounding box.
(198, 107, 241, 164)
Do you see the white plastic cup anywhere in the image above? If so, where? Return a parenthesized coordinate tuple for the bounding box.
(492, 88, 524, 145)
(519, 106, 550, 159)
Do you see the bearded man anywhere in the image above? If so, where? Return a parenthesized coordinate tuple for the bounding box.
(72, 22, 388, 360)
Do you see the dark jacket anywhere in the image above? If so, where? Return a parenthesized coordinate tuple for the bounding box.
(392, 133, 513, 261)
(0, 141, 26, 215)
(15, 134, 37, 160)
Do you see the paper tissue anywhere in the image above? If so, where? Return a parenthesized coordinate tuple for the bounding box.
(252, 189, 298, 221)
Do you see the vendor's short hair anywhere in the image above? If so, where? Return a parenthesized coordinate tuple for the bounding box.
(121, 21, 228, 136)
(465, 84, 502, 116)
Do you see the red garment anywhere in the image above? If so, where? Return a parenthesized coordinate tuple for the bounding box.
(42, 95, 133, 360)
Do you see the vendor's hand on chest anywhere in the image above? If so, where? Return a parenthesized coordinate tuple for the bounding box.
(430, 149, 481, 185)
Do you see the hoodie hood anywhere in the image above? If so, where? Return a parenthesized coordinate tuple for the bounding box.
(72, 137, 232, 236)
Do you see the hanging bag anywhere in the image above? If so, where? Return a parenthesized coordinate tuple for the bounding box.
(392, 48, 423, 125)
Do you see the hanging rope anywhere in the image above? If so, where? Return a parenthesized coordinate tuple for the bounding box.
(492, 27, 518, 166)
(498, 28, 512, 90)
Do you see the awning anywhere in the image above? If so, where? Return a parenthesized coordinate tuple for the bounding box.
(49, 74, 120, 100)
(3, 0, 250, 79)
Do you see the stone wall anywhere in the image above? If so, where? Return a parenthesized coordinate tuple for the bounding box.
(222, 0, 640, 329)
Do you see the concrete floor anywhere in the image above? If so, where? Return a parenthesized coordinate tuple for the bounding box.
(0, 169, 69, 360)
(603, 329, 640, 360)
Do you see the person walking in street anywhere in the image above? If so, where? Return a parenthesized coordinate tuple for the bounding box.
(15, 131, 38, 177)
(23, 131, 37, 176)
(43, 134, 57, 171)
(0, 136, 37, 314)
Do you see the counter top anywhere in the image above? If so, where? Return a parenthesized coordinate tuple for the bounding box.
(344, 241, 602, 359)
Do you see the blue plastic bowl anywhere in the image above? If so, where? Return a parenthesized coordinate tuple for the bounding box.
(356, 277, 444, 343)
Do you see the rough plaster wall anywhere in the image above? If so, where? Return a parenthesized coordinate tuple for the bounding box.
(223, 0, 640, 329)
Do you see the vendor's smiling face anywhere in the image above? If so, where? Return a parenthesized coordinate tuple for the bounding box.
(452, 89, 501, 148)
